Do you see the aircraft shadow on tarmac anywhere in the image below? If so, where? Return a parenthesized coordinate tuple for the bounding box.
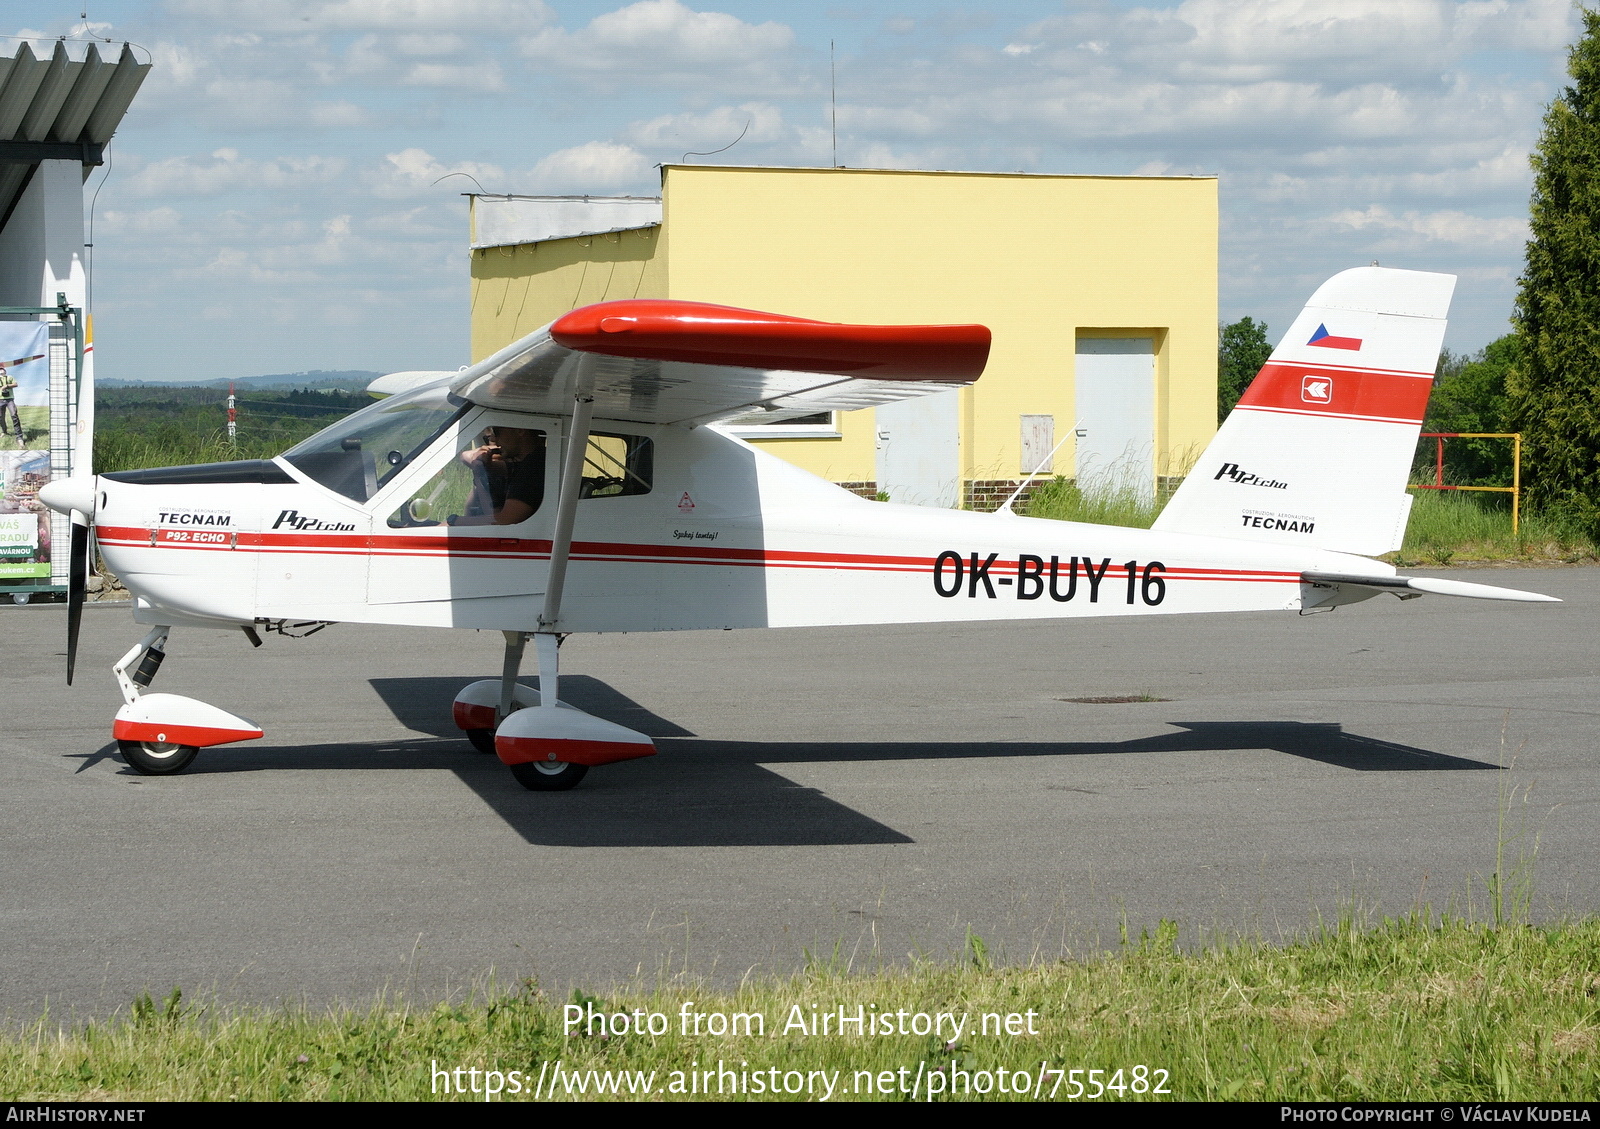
(77, 677, 1498, 849)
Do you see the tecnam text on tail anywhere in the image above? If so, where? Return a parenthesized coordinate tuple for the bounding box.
(40, 267, 1557, 788)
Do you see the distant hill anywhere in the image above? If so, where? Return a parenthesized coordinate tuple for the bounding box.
(99, 370, 386, 392)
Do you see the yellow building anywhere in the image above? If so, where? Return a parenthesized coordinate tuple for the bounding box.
(469, 164, 1217, 508)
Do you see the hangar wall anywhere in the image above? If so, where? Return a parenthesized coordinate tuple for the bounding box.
(469, 165, 1218, 508)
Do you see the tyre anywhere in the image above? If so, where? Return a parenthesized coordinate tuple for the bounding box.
(508, 760, 589, 791)
(118, 739, 199, 776)
(465, 728, 497, 754)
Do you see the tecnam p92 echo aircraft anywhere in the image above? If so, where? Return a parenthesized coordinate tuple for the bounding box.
(39, 266, 1556, 788)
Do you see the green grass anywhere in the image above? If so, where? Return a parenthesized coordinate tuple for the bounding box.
(3, 917, 1597, 1101)
(1021, 477, 1165, 529)
(92, 385, 368, 474)
(94, 426, 296, 473)
(1022, 476, 1598, 565)
(1394, 489, 1597, 565)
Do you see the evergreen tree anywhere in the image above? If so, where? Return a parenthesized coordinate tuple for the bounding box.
(1508, 9, 1600, 530)
(1217, 316, 1272, 422)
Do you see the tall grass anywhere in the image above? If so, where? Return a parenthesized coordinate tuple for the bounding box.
(94, 427, 299, 474)
(2, 917, 1596, 1101)
(1398, 489, 1595, 565)
(1022, 477, 1164, 529)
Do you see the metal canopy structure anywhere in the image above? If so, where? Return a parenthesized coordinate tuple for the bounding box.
(0, 40, 150, 228)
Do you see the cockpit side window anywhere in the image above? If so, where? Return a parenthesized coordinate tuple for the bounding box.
(581, 432, 652, 500)
(281, 386, 468, 503)
(388, 424, 548, 529)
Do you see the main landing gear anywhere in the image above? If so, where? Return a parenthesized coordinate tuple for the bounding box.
(448, 362, 653, 792)
(450, 631, 654, 792)
(110, 626, 263, 775)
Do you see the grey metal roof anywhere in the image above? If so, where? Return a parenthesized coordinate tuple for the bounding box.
(0, 39, 151, 228)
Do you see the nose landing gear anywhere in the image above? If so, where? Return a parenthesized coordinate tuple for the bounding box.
(110, 626, 263, 775)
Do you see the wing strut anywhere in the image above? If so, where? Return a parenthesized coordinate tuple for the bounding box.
(539, 355, 597, 634)
(527, 354, 600, 708)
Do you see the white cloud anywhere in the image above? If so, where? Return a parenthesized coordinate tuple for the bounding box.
(394, 33, 466, 55)
(96, 207, 185, 237)
(624, 103, 786, 147)
(407, 60, 503, 88)
(80, 0, 1580, 372)
(122, 152, 349, 196)
(166, 0, 554, 33)
(1018, 0, 1577, 86)
(1323, 204, 1529, 245)
(308, 100, 375, 127)
(528, 142, 655, 192)
(339, 31, 502, 86)
(368, 148, 508, 197)
(519, 0, 793, 77)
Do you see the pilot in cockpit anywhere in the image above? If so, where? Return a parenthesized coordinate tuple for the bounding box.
(450, 426, 545, 526)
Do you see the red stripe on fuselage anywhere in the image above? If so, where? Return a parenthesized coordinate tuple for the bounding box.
(96, 524, 1307, 585)
(1237, 361, 1432, 424)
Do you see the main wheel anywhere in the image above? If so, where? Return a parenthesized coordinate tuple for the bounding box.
(508, 760, 588, 791)
(118, 739, 199, 776)
(465, 728, 497, 754)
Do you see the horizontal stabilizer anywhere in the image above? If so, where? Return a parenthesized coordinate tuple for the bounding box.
(1302, 571, 1560, 603)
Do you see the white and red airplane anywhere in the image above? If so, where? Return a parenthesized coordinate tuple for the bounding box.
(39, 266, 1556, 789)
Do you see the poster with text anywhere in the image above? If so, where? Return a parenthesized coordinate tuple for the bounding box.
(0, 322, 53, 580)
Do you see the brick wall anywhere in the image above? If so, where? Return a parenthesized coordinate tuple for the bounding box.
(964, 479, 1041, 512)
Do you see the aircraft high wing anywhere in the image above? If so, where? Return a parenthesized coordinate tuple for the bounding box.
(457, 299, 990, 427)
(39, 269, 1558, 790)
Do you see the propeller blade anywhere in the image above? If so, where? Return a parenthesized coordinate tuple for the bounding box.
(66, 516, 88, 685)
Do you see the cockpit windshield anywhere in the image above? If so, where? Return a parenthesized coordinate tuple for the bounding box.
(280, 384, 468, 503)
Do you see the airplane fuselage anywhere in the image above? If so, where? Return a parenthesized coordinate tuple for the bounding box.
(95, 417, 1389, 635)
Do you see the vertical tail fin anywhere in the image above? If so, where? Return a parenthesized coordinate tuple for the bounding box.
(1152, 266, 1455, 556)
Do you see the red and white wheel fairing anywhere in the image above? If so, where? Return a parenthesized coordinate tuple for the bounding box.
(452, 679, 542, 732)
(494, 706, 655, 768)
(112, 693, 263, 749)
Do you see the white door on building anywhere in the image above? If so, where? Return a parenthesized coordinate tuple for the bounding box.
(1074, 337, 1154, 503)
(875, 389, 960, 508)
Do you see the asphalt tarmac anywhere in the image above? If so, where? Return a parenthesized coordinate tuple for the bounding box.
(3, 566, 1596, 1022)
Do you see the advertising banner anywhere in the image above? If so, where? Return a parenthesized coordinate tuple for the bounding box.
(0, 322, 53, 581)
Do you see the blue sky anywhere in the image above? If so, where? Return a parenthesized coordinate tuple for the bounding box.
(7, 0, 1579, 381)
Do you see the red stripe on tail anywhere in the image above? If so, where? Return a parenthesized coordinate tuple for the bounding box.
(1236, 362, 1431, 423)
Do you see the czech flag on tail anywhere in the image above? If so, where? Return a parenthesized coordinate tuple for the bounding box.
(1307, 323, 1362, 351)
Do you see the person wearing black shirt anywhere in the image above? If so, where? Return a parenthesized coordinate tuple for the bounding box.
(454, 426, 544, 526)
